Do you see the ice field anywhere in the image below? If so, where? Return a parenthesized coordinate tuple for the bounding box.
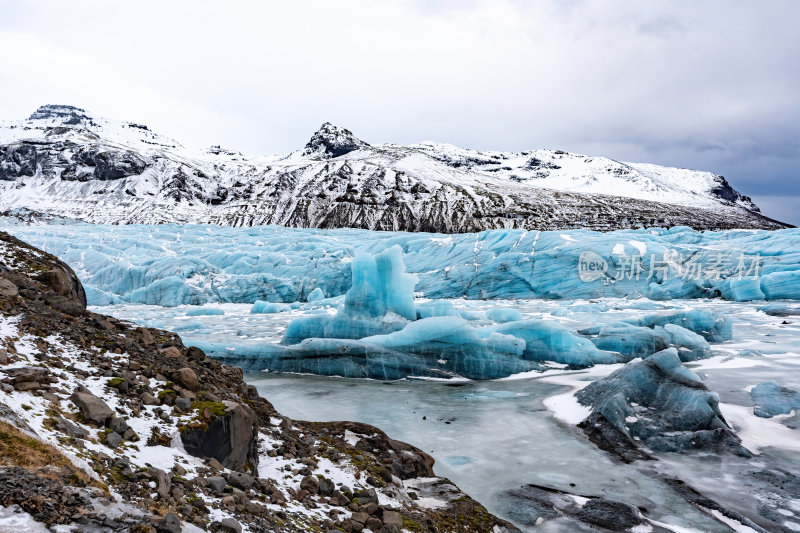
(3, 224, 800, 307)
(4, 222, 800, 531)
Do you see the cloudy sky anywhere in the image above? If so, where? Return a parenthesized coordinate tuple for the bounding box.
(1, 0, 798, 224)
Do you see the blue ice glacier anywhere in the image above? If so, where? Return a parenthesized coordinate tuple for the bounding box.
(2, 224, 799, 307)
(750, 381, 800, 418)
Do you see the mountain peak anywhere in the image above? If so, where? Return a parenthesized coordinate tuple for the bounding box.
(303, 122, 368, 158)
(28, 104, 91, 125)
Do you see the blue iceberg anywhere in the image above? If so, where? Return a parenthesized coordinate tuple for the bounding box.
(576, 348, 750, 457)
(750, 381, 800, 418)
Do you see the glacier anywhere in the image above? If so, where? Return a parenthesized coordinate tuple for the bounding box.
(110, 242, 738, 380)
(2, 224, 800, 308)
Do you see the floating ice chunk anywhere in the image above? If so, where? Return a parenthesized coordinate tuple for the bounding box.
(581, 321, 711, 362)
(659, 324, 711, 361)
(757, 304, 800, 317)
(482, 320, 622, 367)
(582, 322, 668, 359)
(306, 287, 325, 302)
(576, 348, 750, 457)
(629, 309, 732, 342)
(486, 308, 523, 323)
(250, 300, 291, 314)
(185, 307, 224, 316)
(750, 381, 800, 418)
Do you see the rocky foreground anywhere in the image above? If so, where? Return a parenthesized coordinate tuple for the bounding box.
(0, 231, 518, 532)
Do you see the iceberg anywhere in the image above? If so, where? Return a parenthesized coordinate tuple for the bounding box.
(580, 322, 711, 362)
(750, 381, 800, 418)
(576, 348, 750, 458)
(250, 300, 291, 314)
(2, 224, 799, 307)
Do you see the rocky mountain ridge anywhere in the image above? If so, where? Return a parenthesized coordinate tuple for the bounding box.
(0, 105, 788, 231)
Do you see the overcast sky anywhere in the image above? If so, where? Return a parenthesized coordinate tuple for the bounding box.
(1, 0, 798, 224)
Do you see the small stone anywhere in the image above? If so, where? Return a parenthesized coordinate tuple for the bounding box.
(318, 477, 335, 496)
(104, 431, 122, 449)
(186, 346, 206, 361)
(221, 495, 235, 507)
(140, 392, 159, 406)
(123, 427, 138, 441)
(218, 518, 242, 533)
(0, 348, 8, 365)
(207, 475, 227, 494)
(139, 328, 155, 346)
(351, 512, 369, 526)
(108, 416, 129, 435)
(160, 346, 182, 359)
(295, 489, 309, 501)
(0, 277, 18, 298)
(14, 381, 41, 392)
(156, 512, 181, 533)
(173, 367, 198, 391)
(366, 517, 383, 531)
(174, 397, 192, 411)
(382, 510, 403, 528)
(300, 475, 319, 495)
(227, 472, 255, 490)
(54, 416, 88, 439)
(207, 458, 224, 471)
(173, 464, 187, 476)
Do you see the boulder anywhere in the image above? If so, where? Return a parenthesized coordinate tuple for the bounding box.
(70, 386, 113, 425)
(156, 513, 181, 533)
(159, 346, 182, 359)
(207, 476, 227, 494)
(0, 277, 18, 298)
(218, 518, 242, 533)
(172, 367, 198, 391)
(181, 402, 259, 472)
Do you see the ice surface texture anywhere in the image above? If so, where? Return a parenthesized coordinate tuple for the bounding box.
(3, 224, 799, 307)
(576, 348, 750, 457)
(750, 381, 800, 418)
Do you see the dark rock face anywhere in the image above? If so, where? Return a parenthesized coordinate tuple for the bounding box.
(28, 104, 89, 124)
(0, 144, 40, 181)
(576, 348, 750, 459)
(304, 122, 369, 158)
(61, 148, 147, 181)
(181, 402, 259, 472)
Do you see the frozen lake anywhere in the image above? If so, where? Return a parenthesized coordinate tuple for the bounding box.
(96, 297, 800, 532)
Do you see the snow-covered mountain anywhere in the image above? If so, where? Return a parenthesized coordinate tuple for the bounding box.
(0, 105, 788, 231)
